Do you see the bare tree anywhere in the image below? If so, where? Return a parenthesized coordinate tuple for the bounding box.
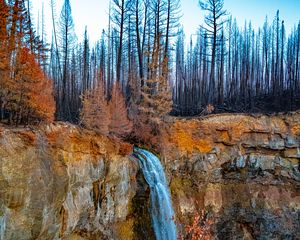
(199, 0, 227, 102)
(59, 0, 76, 121)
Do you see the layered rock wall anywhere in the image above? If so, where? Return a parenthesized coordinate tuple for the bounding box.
(0, 123, 137, 240)
(163, 113, 300, 239)
(0, 113, 299, 239)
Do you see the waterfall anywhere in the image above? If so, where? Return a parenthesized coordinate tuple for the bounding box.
(0, 214, 6, 240)
(133, 147, 177, 240)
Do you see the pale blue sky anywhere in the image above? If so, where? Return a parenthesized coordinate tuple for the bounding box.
(31, 0, 300, 43)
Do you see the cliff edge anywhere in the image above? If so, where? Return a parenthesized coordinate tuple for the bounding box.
(0, 112, 299, 239)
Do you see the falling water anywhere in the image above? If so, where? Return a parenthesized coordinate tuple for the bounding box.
(133, 147, 177, 240)
(0, 215, 6, 240)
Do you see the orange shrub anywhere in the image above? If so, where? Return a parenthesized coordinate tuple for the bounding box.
(180, 211, 213, 240)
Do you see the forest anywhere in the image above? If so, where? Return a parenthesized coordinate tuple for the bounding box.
(0, 0, 300, 133)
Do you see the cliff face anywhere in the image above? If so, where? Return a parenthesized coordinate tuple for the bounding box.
(0, 113, 299, 240)
(0, 123, 137, 240)
(162, 113, 300, 239)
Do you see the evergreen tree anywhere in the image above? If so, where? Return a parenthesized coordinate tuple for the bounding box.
(0, 0, 10, 120)
(81, 75, 110, 135)
(109, 82, 133, 138)
(14, 48, 55, 123)
(140, 34, 173, 122)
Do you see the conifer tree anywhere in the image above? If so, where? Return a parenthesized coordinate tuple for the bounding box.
(11, 47, 55, 124)
(140, 35, 173, 122)
(199, 0, 227, 103)
(81, 75, 110, 136)
(0, 1, 55, 124)
(0, 0, 8, 45)
(109, 82, 133, 138)
(0, 0, 10, 120)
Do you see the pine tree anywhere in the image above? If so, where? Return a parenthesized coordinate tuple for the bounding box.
(11, 47, 55, 124)
(140, 35, 173, 122)
(109, 82, 133, 138)
(81, 75, 110, 136)
(0, 0, 8, 45)
(0, 0, 11, 120)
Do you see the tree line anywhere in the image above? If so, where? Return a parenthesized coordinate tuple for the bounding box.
(0, 0, 299, 131)
(174, 2, 300, 115)
(49, 0, 299, 120)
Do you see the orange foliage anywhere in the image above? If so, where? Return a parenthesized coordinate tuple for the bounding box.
(81, 79, 110, 135)
(80, 80, 132, 139)
(12, 48, 55, 123)
(109, 82, 133, 138)
(0, 47, 55, 124)
(0, 0, 8, 46)
(181, 211, 213, 240)
(140, 36, 172, 121)
(0, 0, 10, 106)
(0, 1, 55, 125)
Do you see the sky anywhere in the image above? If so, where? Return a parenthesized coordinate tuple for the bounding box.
(31, 0, 300, 44)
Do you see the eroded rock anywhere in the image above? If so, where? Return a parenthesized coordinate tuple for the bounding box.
(163, 112, 300, 239)
(1, 112, 300, 239)
(0, 124, 137, 240)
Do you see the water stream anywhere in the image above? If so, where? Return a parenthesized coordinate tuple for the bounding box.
(133, 147, 177, 240)
(0, 214, 6, 240)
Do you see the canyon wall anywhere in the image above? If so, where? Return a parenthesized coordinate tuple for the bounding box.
(0, 123, 137, 240)
(162, 112, 300, 239)
(0, 112, 299, 239)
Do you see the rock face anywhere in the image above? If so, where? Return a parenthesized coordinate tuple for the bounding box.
(0, 123, 138, 240)
(0, 112, 299, 240)
(162, 112, 300, 239)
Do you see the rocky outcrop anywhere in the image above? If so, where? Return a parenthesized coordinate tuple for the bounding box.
(0, 112, 299, 239)
(162, 112, 300, 239)
(0, 123, 138, 240)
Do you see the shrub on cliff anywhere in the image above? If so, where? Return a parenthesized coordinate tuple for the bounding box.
(180, 211, 213, 240)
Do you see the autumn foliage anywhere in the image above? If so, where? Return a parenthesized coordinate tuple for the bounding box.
(0, 0, 55, 125)
(80, 81, 132, 138)
(139, 46, 173, 123)
(109, 82, 133, 138)
(180, 211, 213, 240)
(0, 47, 55, 124)
(12, 48, 55, 123)
(81, 79, 110, 135)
